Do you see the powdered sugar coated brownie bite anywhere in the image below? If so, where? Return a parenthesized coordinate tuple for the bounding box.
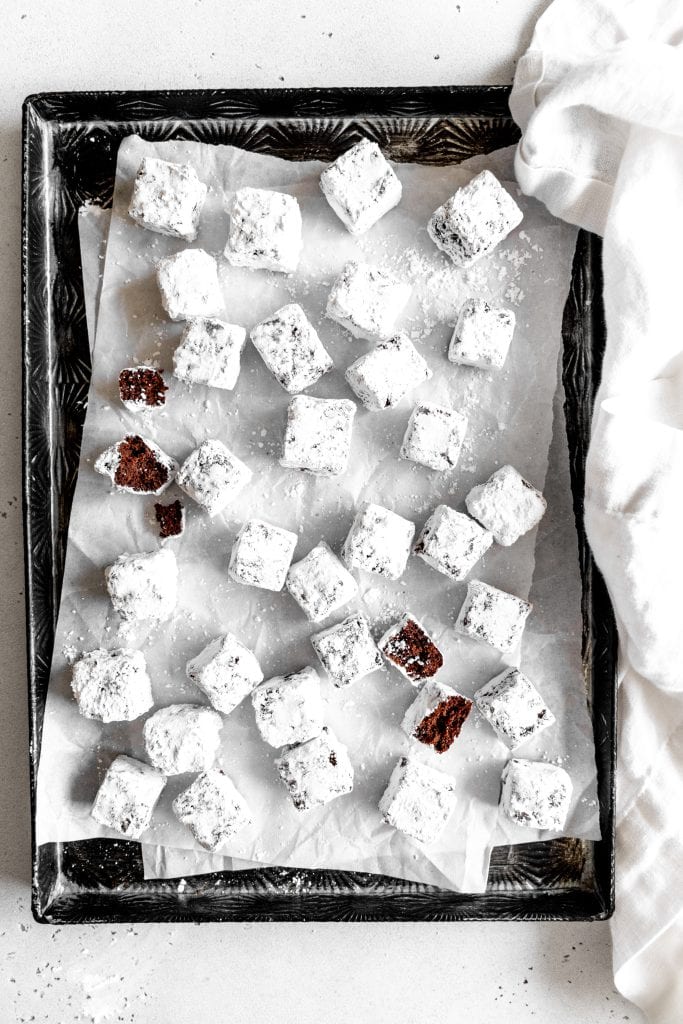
(224, 187, 302, 273)
(71, 648, 154, 723)
(143, 704, 223, 775)
(428, 170, 523, 268)
(455, 579, 532, 653)
(345, 334, 432, 411)
(311, 612, 383, 688)
(276, 727, 354, 811)
(228, 519, 298, 592)
(186, 632, 264, 716)
(250, 303, 332, 394)
(157, 248, 223, 322)
(129, 157, 207, 241)
(500, 758, 572, 832)
(378, 615, 443, 685)
(118, 366, 167, 411)
(95, 434, 177, 496)
(91, 755, 166, 840)
(280, 396, 356, 477)
(173, 318, 247, 391)
(400, 403, 467, 472)
(466, 465, 547, 546)
(414, 505, 492, 581)
(402, 680, 473, 753)
(286, 541, 358, 623)
(173, 768, 252, 850)
(448, 298, 516, 370)
(176, 439, 252, 517)
(343, 502, 415, 580)
(474, 668, 555, 750)
(326, 261, 411, 342)
(379, 756, 457, 845)
(105, 548, 177, 624)
(251, 666, 324, 748)
(320, 138, 402, 235)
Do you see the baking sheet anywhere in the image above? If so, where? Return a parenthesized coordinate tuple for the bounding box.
(36, 137, 597, 892)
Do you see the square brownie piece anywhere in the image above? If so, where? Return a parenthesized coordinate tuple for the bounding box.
(173, 318, 247, 391)
(326, 261, 411, 342)
(500, 758, 572, 831)
(250, 303, 333, 394)
(286, 541, 358, 623)
(251, 666, 324, 748)
(379, 756, 457, 845)
(449, 298, 516, 370)
(95, 434, 177, 496)
(157, 248, 223, 322)
(320, 139, 402, 235)
(176, 439, 252, 517)
(455, 580, 532, 653)
(400, 402, 468, 472)
(280, 395, 356, 477)
(345, 333, 432, 411)
(105, 548, 177, 623)
(414, 505, 492, 581)
(343, 502, 415, 580)
(186, 632, 264, 716)
(378, 615, 443, 686)
(118, 365, 167, 411)
(129, 157, 207, 241)
(71, 648, 153, 723)
(402, 679, 473, 753)
(91, 755, 166, 840)
(276, 728, 354, 811)
(428, 170, 523, 268)
(143, 704, 223, 775)
(311, 612, 383, 688)
(474, 668, 555, 749)
(173, 769, 252, 850)
(228, 518, 298, 592)
(466, 464, 547, 546)
(225, 187, 302, 273)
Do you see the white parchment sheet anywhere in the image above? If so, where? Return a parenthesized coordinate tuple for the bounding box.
(36, 138, 597, 892)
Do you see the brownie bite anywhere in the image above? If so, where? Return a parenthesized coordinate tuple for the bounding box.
(95, 434, 177, 496)
(402, 679, 473, 753)
(119, 365, 168, 410)
(154, 499, 185, 539)
(378, 614, 443, 685)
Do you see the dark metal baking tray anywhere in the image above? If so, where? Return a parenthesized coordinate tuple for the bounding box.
(22, 86, 616, 923)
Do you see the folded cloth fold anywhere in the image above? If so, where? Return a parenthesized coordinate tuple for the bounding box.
(510, 1, 683, 1021)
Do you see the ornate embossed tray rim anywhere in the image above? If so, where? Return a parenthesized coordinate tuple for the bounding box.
(22, 87, 616, 924)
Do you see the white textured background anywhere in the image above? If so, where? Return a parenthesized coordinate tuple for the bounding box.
(0, 1, 642, 1021)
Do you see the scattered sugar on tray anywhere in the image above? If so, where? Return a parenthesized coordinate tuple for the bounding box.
(504, 283, 525, 305)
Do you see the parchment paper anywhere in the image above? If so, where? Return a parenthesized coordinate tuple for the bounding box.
(36, 137, 597, 892)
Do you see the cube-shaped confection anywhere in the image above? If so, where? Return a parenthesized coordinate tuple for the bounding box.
(105, 548, 177, 623)
(143, 704, 223, 775)
(186, 632, 264, 716)
(311, 612, 383, 688)
(280, 396, 356, 477)
(276, 727, 354, 810)
(225, 187, 303, 273)
(173, 318, 247, 391)
(228, 519, 298, 592)
(345, 334, 432, 411)
(320, 139, 402, 235)
(176, 439, 252, 517)
(475, 668, 555, 749)
(286, 541, 358, 622)
(448, 298, 516, 370)
(500, 758, 572, 831)
(71, 648, 154, 723)
(414, 506, 492, 582)
(400, 403, 467, 472)
(154, 499, 185, 539)
(326, 261, 411, 342)
(455, 580, 532, 653)
(343, 502, 415, 580)
(379, 756, 457, 844)
(466, 465, 547, 546)
(95, 434, 177, 496)
(172, 768, 252, 850)
(402, 679, 473, 753)
(428, 170, 523, 268)
(250, 303, 332, 394)
(379, 615, 443, 686)
(118, 366, 167, 411)
(91, 755, 166, 839)
(157, 248, 223, 322)
(252, 666, 324, 748)
(129, 157, 207, 241)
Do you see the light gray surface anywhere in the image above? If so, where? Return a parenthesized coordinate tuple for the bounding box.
(0, 0, 642, 1020)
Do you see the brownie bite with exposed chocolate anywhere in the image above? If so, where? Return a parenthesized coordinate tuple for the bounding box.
(95, 434, 177, 496)
(402, 679, 473, 753)
(378, 614, 443, 686)
(118, 365, 168, 411)
(154, 499, 185, 539)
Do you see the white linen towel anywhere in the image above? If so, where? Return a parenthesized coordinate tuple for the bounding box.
(510, 1, 683, 1021)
